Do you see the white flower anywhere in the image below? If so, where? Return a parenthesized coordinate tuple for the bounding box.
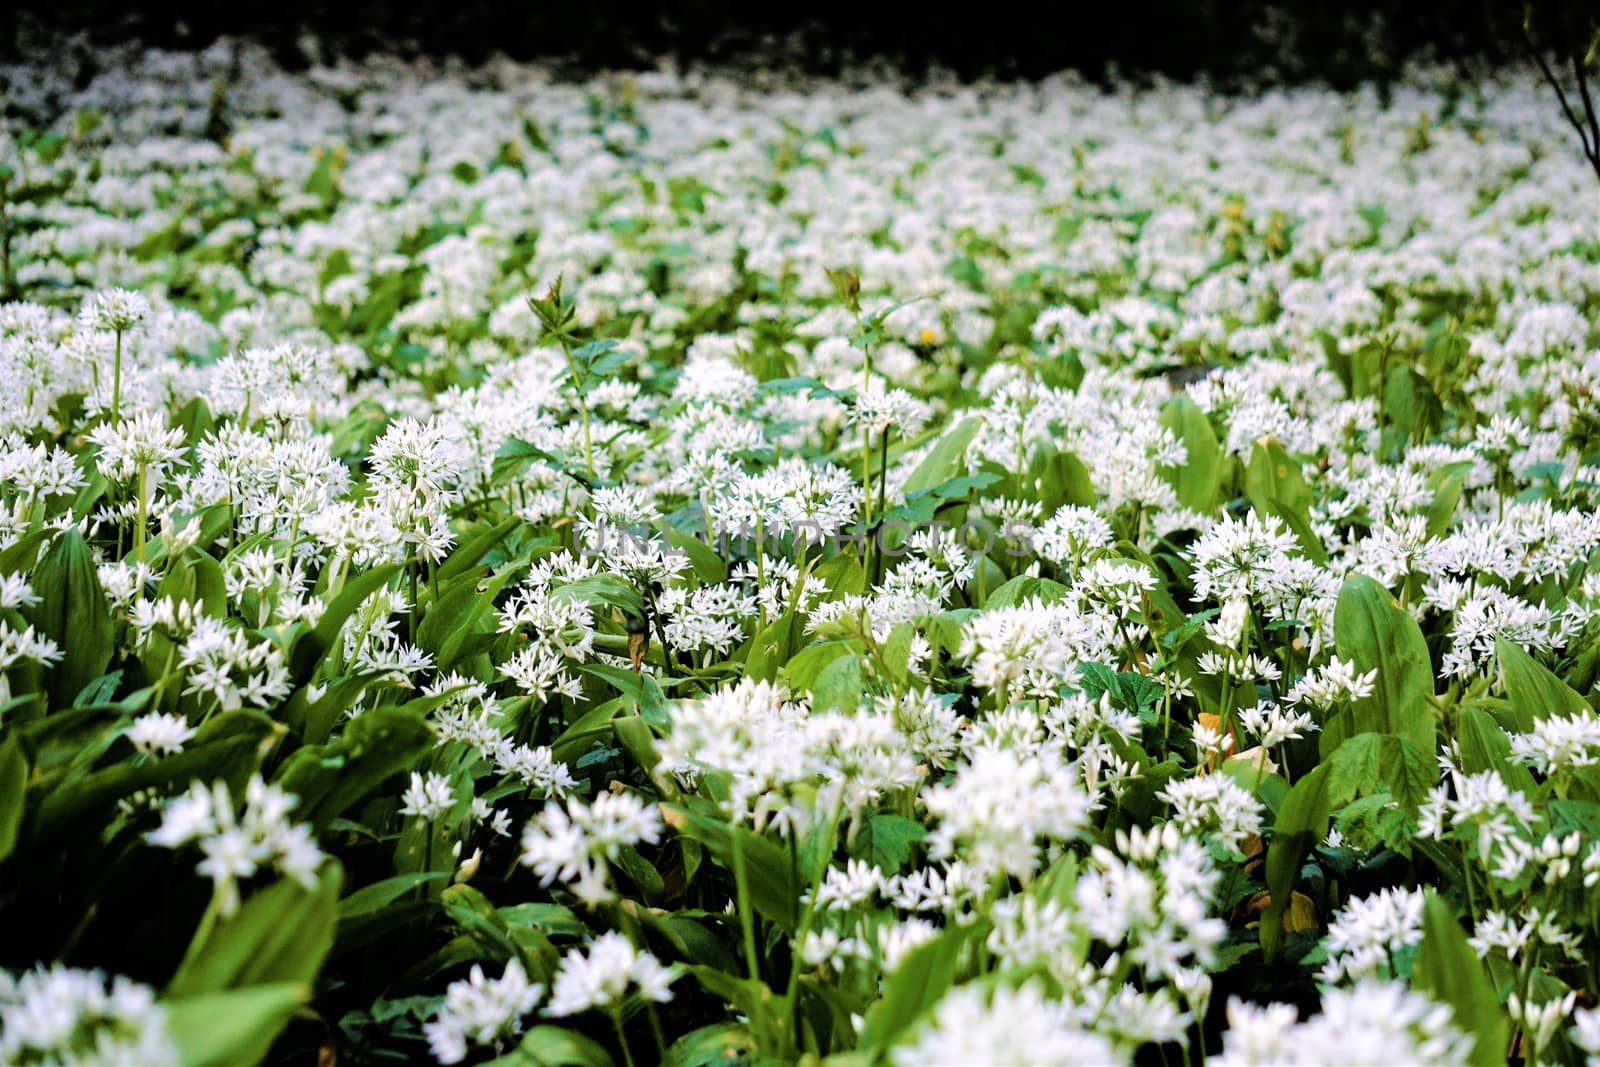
(399, 772, 458, 820)
(0, 965, 176, 1067)
(423, 959, 543, 1065)
(545, 933, 676, 1017)
(126, 712, 196, 757)
(147, 776, 324, 915)
(519, 792, 662, 904)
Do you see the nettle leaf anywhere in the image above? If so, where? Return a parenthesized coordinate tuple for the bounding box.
(855, 813, 926, 874)
(1412, 894, 1507, 1067)
(1323, 732, 1435, 815)
(1325, 574, 1436, 759)
(982, 574, 1070, 609)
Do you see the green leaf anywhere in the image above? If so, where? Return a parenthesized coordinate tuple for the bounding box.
(1262, 762, 1334, 963)
(1244, 438, 1326, 564)
(858, 813, 926, 874)
(858, 923, 973, 1052)
(1323, 732, 1435, 815)
(164, 983, 307, 1067)
(34, 710, 277, 838)
(0, 734, 25, 864)
(1412, 894, 1507, 1067)
(168, 866, 340, 995)
(1497, 637, 1589, 733)
(1158, 396, 1221, 514)
(901, 416, 982, 496)
(549, 574, 643, 618)
(438, 516, 522, 581)
(1425, 463, 1472, 538)
(1455, 705, 1536, 794)
(484, 1026, 614, 1067)
(662, 1023, 757, 1067)
(23, 527, 114, 707)
(272, 704, 434, 829)
(1325, 575, 1435, 759)
(338, 872, 449, 919)
(289, 562, 403, 685)
(661, 802, 799, 930)
(982, 575, 1070, 609)
(666, 527, 728, 585)
(810, 653, 863, 713)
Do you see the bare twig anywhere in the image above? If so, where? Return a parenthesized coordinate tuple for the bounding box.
(1520, 9, 1600, 186)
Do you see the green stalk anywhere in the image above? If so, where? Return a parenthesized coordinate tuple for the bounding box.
(133, 463, 150, 560)
(110, 327, 124, 424)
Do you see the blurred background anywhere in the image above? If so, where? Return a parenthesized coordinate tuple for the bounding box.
(0, 0, 1595, 84)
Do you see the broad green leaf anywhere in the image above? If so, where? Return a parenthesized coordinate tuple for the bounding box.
(666, 526, 728, 585)
(289, 562, 403, 684)
(484, 1026, 614, 1067)
(1158, 395, 1221, 514)
(1497, 637, 1589, 733)
(662, 1022, 757, 1067)
(168, 866, 340, 995)
(164, 983, 306, 1067)
(1412, 894, 1507, 1067)
(857, 813, 926, 874)
(1262, 762, 1333, 963)
(1454, 705, 1536, 794)
(1326, 574, 1435, 758)
(982, 575, 1070, 609)
(1425, 462, 1472, 538)
(0, 734, 24, 864)
(272, 704, 433, 829)
(901, 416, 982, 496)
(437, 516, 522, 580)
(661, 802, 799, 930)
(858, 923, 973, 1052)
(810, 653, 863, 713)
(34, 710, 277, 838)
(23, 528, 113, 707)
(1244, 438, 1326, 564)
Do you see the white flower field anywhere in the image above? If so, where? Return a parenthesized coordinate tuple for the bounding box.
(1, 37, 1599, 1067)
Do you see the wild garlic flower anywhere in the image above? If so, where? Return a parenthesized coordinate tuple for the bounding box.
(0, 965, 175, 1067)
(545, 932, 676, 1017)
(892, 981, 1124, 1067)
(1317, 887, 1425, 984)
(126, 712, 196, 757)
(423, 959, 543, 1065)
(519, 792, 662, 905)
(147, 775, 324, 915)
(1212, 981, 1474, 1066)
(398, 772, 458, 820)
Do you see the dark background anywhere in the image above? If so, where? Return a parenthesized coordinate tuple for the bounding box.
(0, 0, 1595, 83)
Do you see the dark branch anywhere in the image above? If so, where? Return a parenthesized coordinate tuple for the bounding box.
(1520, 16, 1600, 184)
